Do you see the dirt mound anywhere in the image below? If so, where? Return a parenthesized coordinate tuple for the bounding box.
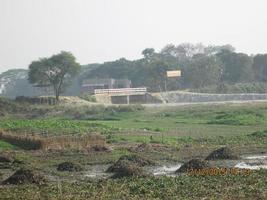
(89, 145, 112, 152)
(57, 162, 83, 172)
(176, 159, 210, 173)
(0, 155, 12, 163)
(107, 155, 155, 173)
(110, 160, 148, 178)
(206, 147, 239, 160)
(2, 169, 46, 185)
(132, 143, 152, 152)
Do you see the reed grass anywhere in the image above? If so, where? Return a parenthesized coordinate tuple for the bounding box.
(0, 130, 106, 150)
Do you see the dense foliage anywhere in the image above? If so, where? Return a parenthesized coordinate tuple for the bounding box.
(2, 43, 267, 97)
(81, 43, 267, 92)
(28, 51, 81, 100)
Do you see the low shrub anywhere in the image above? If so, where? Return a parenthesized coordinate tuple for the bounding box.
(249, 130, 267, 138)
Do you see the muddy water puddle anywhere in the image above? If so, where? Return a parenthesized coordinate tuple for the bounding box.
(84, 165, 111, 179)
(147, 164, 182, 176)
(82, 154, 267, 178)
(235, 154, 267, 170)
(39, 154, 267, 182)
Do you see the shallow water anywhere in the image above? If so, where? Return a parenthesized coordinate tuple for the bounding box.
(78, 154, 267, 179)
(84, 165, 110, 179)
(235, 162, 267, 170)
(235, 154, 267, 170)
(150, 164, 182, 176)
(242, 155, 267, 160)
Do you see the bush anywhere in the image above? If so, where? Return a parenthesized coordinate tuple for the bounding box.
(191, 82, 267, 94)
(249, 130, 267, 138)
(0, 97, 28, 114)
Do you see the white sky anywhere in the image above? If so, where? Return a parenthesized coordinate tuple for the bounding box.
(1, 0, 267, 72)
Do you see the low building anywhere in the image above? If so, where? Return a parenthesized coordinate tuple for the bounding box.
(81, 78, 132, 94)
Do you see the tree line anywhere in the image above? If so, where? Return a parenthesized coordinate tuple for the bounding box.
(14, 43, 267, 100)
(84, 43, 267, 93)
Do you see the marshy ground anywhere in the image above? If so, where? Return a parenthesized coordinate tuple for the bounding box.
(0, 98, 266, 199)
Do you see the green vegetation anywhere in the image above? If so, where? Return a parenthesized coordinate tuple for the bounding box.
(0, 103, 267, 147)
(249, 130, 267, 138)
(191, 82, 267, 93)
(28, 51, 81, 101)
(0, 171, 266, 199)
(3, 43, 267, 97)
(0, 140, 16, 150)
(0, 119, 119, 135)
(0, 101, 266, 199)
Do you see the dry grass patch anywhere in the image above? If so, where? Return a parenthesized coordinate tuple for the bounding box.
(0, 130, 106, 151)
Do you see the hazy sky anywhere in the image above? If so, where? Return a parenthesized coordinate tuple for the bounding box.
(1, 0, 267, 72)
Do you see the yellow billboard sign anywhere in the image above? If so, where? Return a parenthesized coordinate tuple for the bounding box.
(166, 70, 181, 77)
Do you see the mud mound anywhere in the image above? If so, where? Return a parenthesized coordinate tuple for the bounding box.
(107, 155, 155, 173)
(2, 169, 46, 185)
(132, 143, 152, 152)
(176, 159, 210, 173)
(0, 155, 12, 163)
(57, 162, 83, 172)
(110, 160, 148, 178)
(89, 145, 112, 152)
(206, 147, 239, 160)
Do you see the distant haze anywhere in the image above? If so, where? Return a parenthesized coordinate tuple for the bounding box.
(1, 0, 267, 72)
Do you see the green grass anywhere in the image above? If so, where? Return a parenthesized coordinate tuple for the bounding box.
(0, 119, 119, 135)
(1, 103, 267, 146)
(1, 102, 267, 199)
(0, 140, 17, 150)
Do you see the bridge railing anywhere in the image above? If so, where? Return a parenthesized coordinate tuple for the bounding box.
(94, 87, 147, 95)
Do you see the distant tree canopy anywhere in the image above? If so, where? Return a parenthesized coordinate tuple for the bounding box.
(28, 51, 81, 100)
(84, 43, 253, 92)
(253, 54, 267, 82)
(216, 50, 253, 83)
(3, 43, 267, 98)
(183, 54, 221, 89)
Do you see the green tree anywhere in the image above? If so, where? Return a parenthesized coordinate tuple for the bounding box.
(183, 54, 221, 88)
(142, 48, 155, 60)
(147, 61, 169, 91)
(216, 50, 253, 83)
(28, 51, 81, 101)
(253, 54, 267, 82)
